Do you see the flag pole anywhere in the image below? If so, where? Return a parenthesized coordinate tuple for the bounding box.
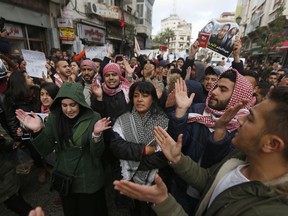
(120, 9, 125, 54)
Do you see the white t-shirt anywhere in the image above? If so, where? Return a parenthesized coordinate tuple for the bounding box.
(208, 164, 250, 207)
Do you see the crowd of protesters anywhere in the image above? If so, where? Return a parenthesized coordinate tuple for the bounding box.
(0, 30, 288, 216)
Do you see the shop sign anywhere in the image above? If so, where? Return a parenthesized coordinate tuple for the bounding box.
(5, 23, 23, 37)
(57, 18, 73, 28)
(59, 28, 75, 41)
(78, 24, 105, 44)
(94, 4, 120, 20)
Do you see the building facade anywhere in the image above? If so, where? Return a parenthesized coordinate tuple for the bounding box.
(236, 0, 288, 65)
(0, 0, 53, 55)
(0, 0, 154, 57)
(161, 14, 192, 53)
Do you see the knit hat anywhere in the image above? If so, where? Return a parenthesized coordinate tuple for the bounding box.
(80, 59, 97, 72)
(103, 63, 121, 77)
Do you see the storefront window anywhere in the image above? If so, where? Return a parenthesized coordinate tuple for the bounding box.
(6, 22, 47, 55)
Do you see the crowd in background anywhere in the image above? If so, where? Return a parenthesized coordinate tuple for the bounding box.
(0, 32, 288, 216)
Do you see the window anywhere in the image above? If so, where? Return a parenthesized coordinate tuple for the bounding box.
(137, 19, 144, 24)
(137, 4, 144, 17)
(146, 8, 152, 23)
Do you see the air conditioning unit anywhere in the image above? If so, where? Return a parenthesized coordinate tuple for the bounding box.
(87, 2, 97, 15)
(126, 5, 132, 13)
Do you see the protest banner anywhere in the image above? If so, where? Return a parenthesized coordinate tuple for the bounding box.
(21, 49, 47, 78)
(200, 19, 240, 57)
(85, 45, 109, 60)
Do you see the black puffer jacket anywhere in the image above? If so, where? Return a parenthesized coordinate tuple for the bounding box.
(1, 86, 40, 141)
(0, 94, 20, 141)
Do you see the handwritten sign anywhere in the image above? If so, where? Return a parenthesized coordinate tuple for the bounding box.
(21, 49, 47, 78)
(85, 46, 107, 60)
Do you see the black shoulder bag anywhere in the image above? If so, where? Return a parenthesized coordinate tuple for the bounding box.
(50, 145, 84, 197)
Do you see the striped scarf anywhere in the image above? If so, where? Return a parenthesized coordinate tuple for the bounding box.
(113, 108, 168, 185)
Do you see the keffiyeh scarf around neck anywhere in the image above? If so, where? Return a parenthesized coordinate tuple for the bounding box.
(113, 108, 168, 185)
(188, 68, 256, 132)
(102, 80, 130, 103)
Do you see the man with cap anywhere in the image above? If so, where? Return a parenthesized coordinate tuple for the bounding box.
(78, 59, 101, 106)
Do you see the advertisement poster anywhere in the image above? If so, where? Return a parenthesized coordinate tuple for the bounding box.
(59, 27, 75, 41)
(200, 19, 240, 57)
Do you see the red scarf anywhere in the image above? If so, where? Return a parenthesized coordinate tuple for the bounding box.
(188, 68, 256, 131)
(41, 105, 50, 114)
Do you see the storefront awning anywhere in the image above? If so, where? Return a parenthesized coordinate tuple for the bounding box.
(277, 40, 288, 51)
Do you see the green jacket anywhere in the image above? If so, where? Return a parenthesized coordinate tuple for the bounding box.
(153, 151, 288, 216)
(33, 82, 105, 193)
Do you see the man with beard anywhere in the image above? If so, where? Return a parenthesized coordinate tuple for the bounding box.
(79, 59, 101, 106)
(91, 62, 130, 124)
(54, 59, 72, 87)
(90, 62, 131, 215)
(113, 86, 288, 216)
(166, 69, 255, 215)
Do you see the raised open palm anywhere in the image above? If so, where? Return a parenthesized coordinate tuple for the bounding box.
(15, 109, 43, 132)
(93, 117, 112, 134)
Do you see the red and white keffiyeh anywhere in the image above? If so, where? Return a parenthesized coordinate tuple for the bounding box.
(102, 81, 130, 103)
(102, 63, 131, 103)
(188, 68, 256, 131)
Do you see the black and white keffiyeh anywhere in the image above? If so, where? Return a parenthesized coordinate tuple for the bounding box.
(113, 107, 168, 185)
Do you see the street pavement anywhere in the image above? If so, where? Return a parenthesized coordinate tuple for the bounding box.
(0, 166, 64, 216)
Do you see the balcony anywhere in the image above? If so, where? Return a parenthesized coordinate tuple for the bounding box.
(136, 25, 149, 37)
(246, 16, 262, 34)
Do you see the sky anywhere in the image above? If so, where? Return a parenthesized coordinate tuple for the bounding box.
(152, 0, 238, 41)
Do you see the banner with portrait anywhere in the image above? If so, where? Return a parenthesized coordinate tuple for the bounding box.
(200, 19, 240, 57)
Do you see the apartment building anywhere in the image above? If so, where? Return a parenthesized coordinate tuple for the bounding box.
(161, 14, 192, 52)
(236, 0, 288, 65)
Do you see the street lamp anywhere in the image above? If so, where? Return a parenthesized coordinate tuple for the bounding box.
(236, 16, 242, 25)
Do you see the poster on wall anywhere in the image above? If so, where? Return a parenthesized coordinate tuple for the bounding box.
(200, 19, 240, 57)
